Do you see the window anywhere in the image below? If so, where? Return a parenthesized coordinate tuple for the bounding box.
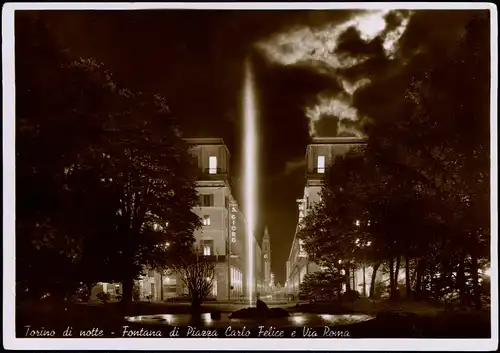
(203, 215, 211, 226)
(200, 194, 214, 207)
(201, 239, 214, 256)
(317, 155, 325, 173)
(209, 156, 217, 174)
(165, 285, 177, 293)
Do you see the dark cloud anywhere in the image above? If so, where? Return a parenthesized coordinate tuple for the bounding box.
(336, 27, 385, 58)
(284, 158, 307, 175)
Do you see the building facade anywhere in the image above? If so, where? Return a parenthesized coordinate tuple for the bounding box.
(285, 137, 369, 299)
(131, 137, 264, 301)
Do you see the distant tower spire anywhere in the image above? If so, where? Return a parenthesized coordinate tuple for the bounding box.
(263, 226, 272, 294)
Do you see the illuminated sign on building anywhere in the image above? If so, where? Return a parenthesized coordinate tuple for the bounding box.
(230, 203, 237, 243)
(298, 239, 307, 258)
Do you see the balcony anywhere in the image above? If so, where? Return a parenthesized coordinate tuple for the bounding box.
(198, 168, 229, 181)
(196, 253, 228, 262)
(306, 167, 327, 184)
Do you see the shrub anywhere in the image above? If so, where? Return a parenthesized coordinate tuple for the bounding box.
(342, 290, 360, 302)
(76, 285, 90, 302)
(299, 270, 343, 302)
(96, 291, 110, 303)
(79, 291, 90, 303)
(372, 280, 388, 299)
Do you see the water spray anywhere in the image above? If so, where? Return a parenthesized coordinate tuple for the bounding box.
(243, 57, 257, 305)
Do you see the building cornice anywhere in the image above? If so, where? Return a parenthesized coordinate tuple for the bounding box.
(309, 136, 367, 145)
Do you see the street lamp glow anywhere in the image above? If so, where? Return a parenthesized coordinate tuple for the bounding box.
(244, 57, 257, 305)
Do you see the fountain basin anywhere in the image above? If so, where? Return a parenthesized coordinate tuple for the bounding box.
(125, 312, 374, 328)
(229, 307, 290, 319)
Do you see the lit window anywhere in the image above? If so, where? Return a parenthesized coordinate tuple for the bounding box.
(209, 156, 217, 174)
(317, 156, 325, 173)
(203, 215, 211, 226)
(201, 239, 213, 256)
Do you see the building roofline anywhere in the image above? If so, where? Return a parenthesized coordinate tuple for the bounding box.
(184, 137, 231, 158)
(184, 137, 226, 145)
(309, 136, 367, 145)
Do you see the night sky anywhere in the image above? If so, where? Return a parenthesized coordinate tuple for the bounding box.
(29, 9, 488, 283)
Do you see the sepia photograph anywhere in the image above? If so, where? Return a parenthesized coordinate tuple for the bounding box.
(2, 2, 498, 351)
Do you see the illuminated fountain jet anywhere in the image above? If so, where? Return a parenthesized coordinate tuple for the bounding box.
(243, 57, 257, 305)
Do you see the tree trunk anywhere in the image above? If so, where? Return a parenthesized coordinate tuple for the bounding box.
(388, 257, 395, 295)
(415, 259, 423, 301)
(121, 278, 134, 304)
(391, 255, 401, 300)
(362, 265, 366, 297)
(470, 252, 482, 310)
(457, 252, 466, 306)
(160, 272, 164, 301)
(405, 257, 412, 300)
(352, 266, 356, 290)
(191, 295, 202, 314)
(394, 255, 401, 288)
(85, 282, 95, 301)
(345, 268, 351, 292)
(369, 262, 381, 298)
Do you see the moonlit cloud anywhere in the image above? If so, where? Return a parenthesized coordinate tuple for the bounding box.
(383, 12, 411, 59)
(305, 93, 364, 137)
(257, 10, 413, 137)
(354, 10, 390, 41)
(305, 93, 357, 124)
(342, 77, 371, 95)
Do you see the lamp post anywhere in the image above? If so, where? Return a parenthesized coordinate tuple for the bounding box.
(364, 241, 371, 297)
(355, 237, 371, 297)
